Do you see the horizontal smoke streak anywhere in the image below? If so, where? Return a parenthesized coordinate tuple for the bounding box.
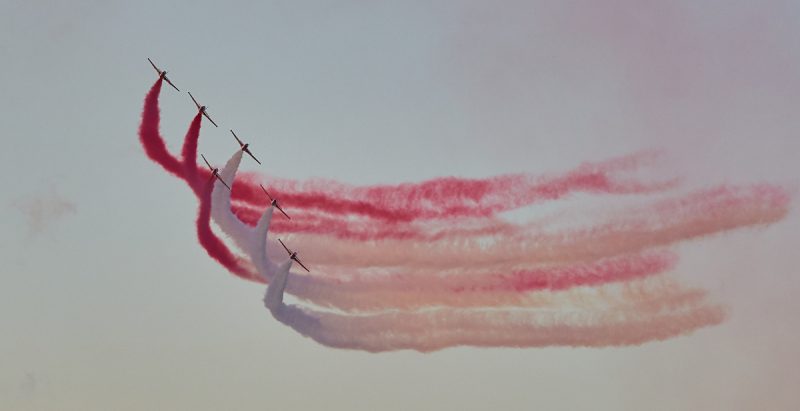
(279, 252, 676, 311)
(270, 302, 726, 352)
(285, 183, 788, 270)
(267, 264, 725, 352)
(231, 155, 678, 224)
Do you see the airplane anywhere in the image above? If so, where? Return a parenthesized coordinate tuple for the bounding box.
(278, 238, 310, 272)
(230, 130, 261, 164)
(201, 154, 231, 190)
(260, 184, 291, 220)
(148, 58, 180, 91)
(188, 92, 219, 127)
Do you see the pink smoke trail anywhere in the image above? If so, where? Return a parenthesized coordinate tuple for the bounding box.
(270, 301, 725, 352)
(287, 183, 789, 270)
(279, 251, 676, 311)
(265, 263, 725, 352)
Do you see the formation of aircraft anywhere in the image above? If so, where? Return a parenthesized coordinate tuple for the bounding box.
(148, 58, 180, 91)
(260, 184, 291, 220)
(189, 92, 219, 127)
(278, 239, 310, 272)
(151, 58, 310, 272)
(231, 130, 261, 164)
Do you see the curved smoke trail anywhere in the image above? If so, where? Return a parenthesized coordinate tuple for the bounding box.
(139, 79, 790, 352)
(139, 79, 259, 281)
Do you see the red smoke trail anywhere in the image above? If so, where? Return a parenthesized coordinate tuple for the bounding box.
(182, 117, 259, 280)
(232, 179, 418, 222)
(183, 158, 614, 224)
(181, 112, 204, 195)
(195, 179, 260, 282)
(349, 161, 666, 216)
(229, 159, 677, 223)
(231, 205, 519, 241)
(478, 251, 676, 293)
(161, 105, 677, 230)
(213, 161, 678, 241)
(139, 80, 256, 279)
(138, 78, 183, 177)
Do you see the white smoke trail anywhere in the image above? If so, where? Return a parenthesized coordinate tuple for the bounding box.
(212, 150, 301, 282)
(264, 271, 725, 352)
(210, 151, 255, 253)
(265, 260, 293, 311)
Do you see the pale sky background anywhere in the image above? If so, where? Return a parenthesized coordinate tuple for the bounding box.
(1, 1, 799, 410)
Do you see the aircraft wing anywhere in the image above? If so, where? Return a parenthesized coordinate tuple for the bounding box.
(204, 111, 219, 127)
(215, 175, 231, 190)
(188, 92, 201, 109)
(260, 184, 273, 201)
(148, 58, 159, 73)
(294, 257, 310, 273)
(230, 130, 244, 146)
(201, 154, 212, 170)
(278, 238, 291, 254)
(276, 204, 291, 220)
(246, 150, 261, 165)
(164, 76, 180, 91)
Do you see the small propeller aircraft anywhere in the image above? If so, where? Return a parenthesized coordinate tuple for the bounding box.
(278, 238, 310, 272)
(260, 184, 290, 220)
(188, 92, 219, 127)
(147, 58, 180, 91)
(201, 154, 230, 190)
(230, 130, 261, 164)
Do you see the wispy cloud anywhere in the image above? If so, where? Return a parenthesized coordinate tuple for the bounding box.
(13, 191, 76, 236)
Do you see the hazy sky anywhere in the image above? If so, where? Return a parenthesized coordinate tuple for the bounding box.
(1, 1, 799, 410)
